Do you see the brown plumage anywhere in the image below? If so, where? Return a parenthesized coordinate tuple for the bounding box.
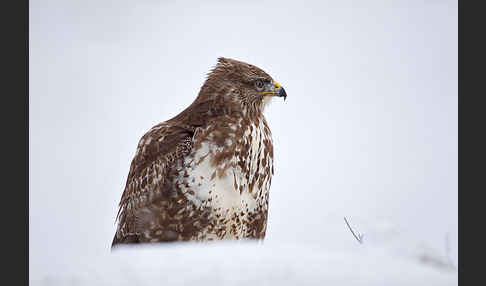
(112, 57, 286, 247)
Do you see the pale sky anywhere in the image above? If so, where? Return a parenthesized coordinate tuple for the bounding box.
(30, 0, 457, 280)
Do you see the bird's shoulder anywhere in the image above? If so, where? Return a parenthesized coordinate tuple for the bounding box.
(116, 121, 196, 218)
(130, 122, 195, 175)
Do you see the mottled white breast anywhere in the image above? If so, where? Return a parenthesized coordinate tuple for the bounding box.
(176, 117, 273, 238)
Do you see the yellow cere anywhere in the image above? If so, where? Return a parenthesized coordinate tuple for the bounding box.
(260, 92, 278, 95)
(274, 82, 281, 89)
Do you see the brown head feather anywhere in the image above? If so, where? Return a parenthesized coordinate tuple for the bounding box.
(169, 58, 276, 125)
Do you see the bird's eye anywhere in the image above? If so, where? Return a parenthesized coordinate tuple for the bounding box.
(255, 79, 265, 91)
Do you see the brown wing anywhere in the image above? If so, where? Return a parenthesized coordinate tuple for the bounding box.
(112, 122, 195, 246)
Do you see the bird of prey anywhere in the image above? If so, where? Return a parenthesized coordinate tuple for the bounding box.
(112, 57, 286, 246)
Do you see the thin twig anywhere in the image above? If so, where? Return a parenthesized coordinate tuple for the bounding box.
(344, 216, 364, 244)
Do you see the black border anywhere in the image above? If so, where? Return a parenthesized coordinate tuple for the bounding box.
(459, 0, 484, 284)
(458, 1, 462, 283)
(2, 0, 28, 285)
(458, 0, 462, 282)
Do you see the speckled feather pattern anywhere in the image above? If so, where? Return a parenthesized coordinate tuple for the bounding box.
(112, 58, 280, 246)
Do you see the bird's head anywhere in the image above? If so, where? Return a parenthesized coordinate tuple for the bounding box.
(198, 57, 286, 115)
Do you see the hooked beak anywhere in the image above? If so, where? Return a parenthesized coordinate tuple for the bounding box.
(260, 82, 287, 101)
(275, 82, 287, 101)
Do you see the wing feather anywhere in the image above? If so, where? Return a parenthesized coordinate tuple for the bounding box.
(112, 122, 195, 245)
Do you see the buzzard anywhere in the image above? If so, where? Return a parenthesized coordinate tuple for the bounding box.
(112, 57, 286, 246)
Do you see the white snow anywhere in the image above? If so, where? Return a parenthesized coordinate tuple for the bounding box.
(33, 242, 457, 285)
(32, 218, 457, 286)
